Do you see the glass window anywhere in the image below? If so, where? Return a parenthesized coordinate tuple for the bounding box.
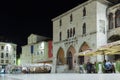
(6, 60, 9, 63)
(67, 29, 69, 38)
(1, 53, 4, 58)
(59, 19, 62, 26)
(59, 32, 62, 41)
(83, 23, 86, 34)
(1, 60, 4, 63)
(70, 28, 72, 37)
(109, 13, 113, 29)
(70, 14, 73, 22)
(31, 45, 34, 54)
(83, 7, 86, 17)
(1, 46, 4, 50)
(115, 10, 120, 28)
(73, 28, 75, 36)
(6, 53, 8, 57)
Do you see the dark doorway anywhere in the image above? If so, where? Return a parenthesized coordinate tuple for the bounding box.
(78, 56, 84, 64)
(67, 52, 73, 70)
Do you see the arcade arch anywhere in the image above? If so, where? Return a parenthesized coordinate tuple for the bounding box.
(67, 45, 76, 70)
(78, 42, 90, 64)
(57, 47, 65, 65)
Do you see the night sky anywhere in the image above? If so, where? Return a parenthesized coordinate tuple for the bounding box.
(0, 0, 118, 58)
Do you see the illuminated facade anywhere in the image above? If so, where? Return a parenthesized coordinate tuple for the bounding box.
(52, 0, 120, 73)
(0, 42, 17, 67)
(20, 34, 53, 65)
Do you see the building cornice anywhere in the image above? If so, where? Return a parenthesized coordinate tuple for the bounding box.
(52, 0, 112, 21)
(0, 42, 17, 46)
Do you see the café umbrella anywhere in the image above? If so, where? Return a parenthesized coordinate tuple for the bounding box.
(93, 47, 118, 60)
(77, 49, 96, 56)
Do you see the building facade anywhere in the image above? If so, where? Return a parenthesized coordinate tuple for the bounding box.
(20, 34, 53, 65)
(0, 42, 17, 68)
(52, 0, 120, 73)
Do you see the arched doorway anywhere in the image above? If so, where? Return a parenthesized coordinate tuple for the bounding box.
(79, 42, 90, 64)
(57, 48, 65, 65)
(67, 52, 73, 70)
(67, 46, 76, 70)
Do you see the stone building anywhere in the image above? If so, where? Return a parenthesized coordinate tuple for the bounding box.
(0, 42, 17, 68)
(51, 0, 120, 73)
(20, 34, 53, 65)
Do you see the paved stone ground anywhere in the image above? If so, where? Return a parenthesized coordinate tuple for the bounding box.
(1, 73, 120, 80)
(0, 74, 21, 80)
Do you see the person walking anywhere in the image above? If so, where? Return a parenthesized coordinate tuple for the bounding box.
(79, 62, 84, 73)
(86, 61, 92, 73)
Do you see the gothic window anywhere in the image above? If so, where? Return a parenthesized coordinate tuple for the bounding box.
(70, 28, 72, 37)
(83, 23, 86, 34)
(73, 27, 75, 36)
(70, 14, 73, 22)
(83, 7, 86, 17)
(115, 10, 120, 28)
(109, 13, 113, 29)
(59, 19, 62, 26)
(59, 32, 62, 41)
(67, 29, 69, 38)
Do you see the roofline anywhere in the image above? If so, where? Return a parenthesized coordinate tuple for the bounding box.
(0, 42, 17, 46)
(51, 0, 112, 21)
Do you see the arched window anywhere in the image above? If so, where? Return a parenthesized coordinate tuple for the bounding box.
(73, 27, 75, 36)
(70, 14, 73, 22)
(70, 28, 72, 37)
(115, 10, 120, 28)
(67, 29, 69, 38)
(83, 7, 86, 17)
(109, 13, 113, 29)
(59, 32, 62, 41)
(59, 19, 62, 26)
(83, 23, 86, 34)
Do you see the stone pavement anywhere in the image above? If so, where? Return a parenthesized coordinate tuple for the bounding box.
(0, 74, 21, 80)
(1, 73, 120, 80)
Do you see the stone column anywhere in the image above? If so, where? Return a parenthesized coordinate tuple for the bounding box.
(98, 64, 103, 73)
(97, 54, 104, 62)
(114, 62, 119, 73)
(51, 57, 57, 73)
(97, 55, 104, 73)
(75, 56, 79, 73)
